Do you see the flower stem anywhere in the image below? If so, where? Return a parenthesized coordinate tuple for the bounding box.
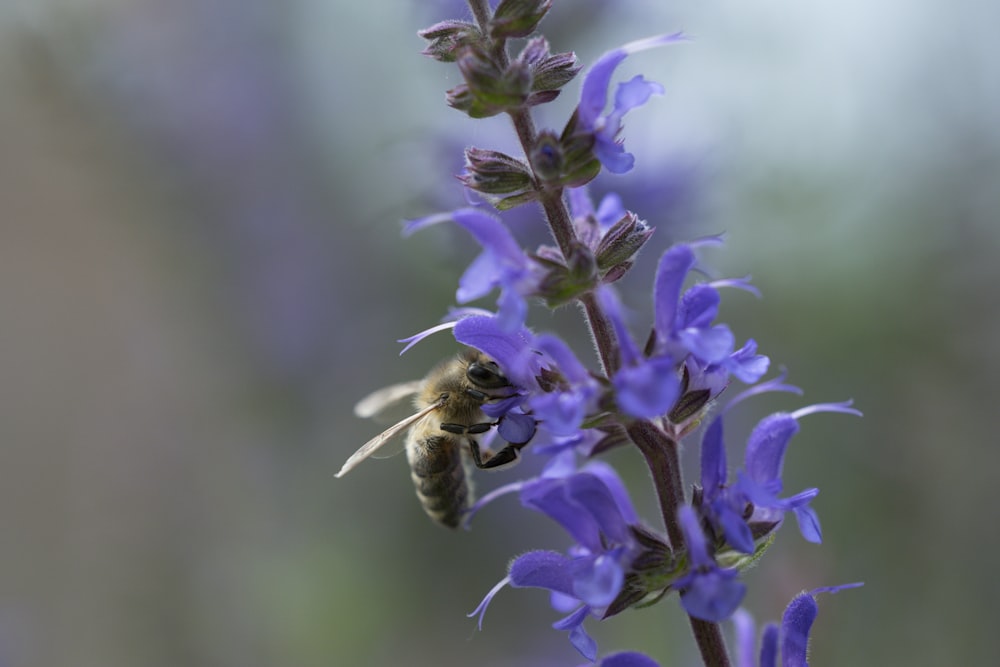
(625, 420, 684, 549)
(688, 617, 732, 667)
(467, 0, 492, 33)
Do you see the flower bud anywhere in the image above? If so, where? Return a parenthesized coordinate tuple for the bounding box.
(490, 0, 552, 40)
(531, 50, 582, 93)
(594, 212, 654, 272)
(460, 148, 534, 195)
(418, 21, 483, 63)
(515, 37, 581, 95)
(528, 130, 564, 182)
(451, 47, 533, 118)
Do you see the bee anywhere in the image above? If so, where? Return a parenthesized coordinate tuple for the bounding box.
(336, 349, 533, 528)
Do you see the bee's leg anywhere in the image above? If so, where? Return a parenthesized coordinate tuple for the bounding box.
(467, 439, 526, 469)
(440, 422, 495, 435)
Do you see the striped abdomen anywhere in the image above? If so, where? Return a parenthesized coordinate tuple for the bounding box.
(406, 434, 473, 529)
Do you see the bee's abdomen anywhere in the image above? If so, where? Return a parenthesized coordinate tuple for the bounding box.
(407, 435, 471, 529)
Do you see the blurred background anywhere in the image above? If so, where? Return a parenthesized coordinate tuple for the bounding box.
(2, 0, 997, 665)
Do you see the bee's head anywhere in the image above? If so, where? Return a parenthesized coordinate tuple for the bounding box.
(465, 354, 509, 390)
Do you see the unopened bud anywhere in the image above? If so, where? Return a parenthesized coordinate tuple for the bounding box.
(460, 148, 534, 195)
(595, 212, 654, 271)
(491, 0, 552, 39)
(418, 21, 483, 63)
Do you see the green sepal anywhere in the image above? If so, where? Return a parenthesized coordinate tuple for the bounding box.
(717, 530, 778, 573)
(535, 241, 597, 307)
(494, 191, 541, 210)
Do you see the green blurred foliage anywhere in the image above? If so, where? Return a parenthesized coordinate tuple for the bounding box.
(1, 1, 997, 666)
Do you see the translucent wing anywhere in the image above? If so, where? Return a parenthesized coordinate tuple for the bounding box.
(336, 399, 442, 478)
(354, 380, 423, 420)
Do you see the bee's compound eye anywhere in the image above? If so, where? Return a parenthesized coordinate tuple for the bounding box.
(466, 361, 508, 389)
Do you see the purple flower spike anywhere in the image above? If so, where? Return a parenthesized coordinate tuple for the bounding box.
(578, 33, 686, 173)
(674, 505, 746, 622)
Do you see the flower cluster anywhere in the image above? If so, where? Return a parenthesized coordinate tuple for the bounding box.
(348, 2, 863, 664)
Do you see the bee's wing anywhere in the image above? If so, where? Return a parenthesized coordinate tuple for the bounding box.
(354, 380, 423, 420)
(336, 399, 442, 478)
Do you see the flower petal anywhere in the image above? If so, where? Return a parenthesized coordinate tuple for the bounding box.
(530, 391, 587, 437)
(677, 324, 735, 364)
(700, 416, 728, 493)
(760, 622, 779, 667)
(596, 286, 642, 367)
(553, 605, 598, 662)
(600, 651, 662, 667)
(779, 593, 817, 667)
(567, 473, 633, 545)
(791, 502, 823, 544)
(743, 414, 799, 486)
(453, 315, 538, 388)
(521, 478, 602, 552)
(613, 355, 680, 419)
(678, 284, 721, 330)
(578, 33, 685, 128)
(724, 339, 771, 384)
(452, 208, 525, 262)
(572, 552, 625, 607)
(654, 244, 696, 341)
(498, 410, 537, 445)
(679, 568, 746, 622)
(583, 462, 640, 526)
(509, 550, 576, 596)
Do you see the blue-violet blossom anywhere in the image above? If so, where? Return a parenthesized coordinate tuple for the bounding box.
(578, 33, 687, 174)
(469, 462, 650, 661)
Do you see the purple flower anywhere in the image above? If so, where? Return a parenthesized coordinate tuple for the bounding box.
(452, 313, 602, 442)
(700, 399, 862, 552)
(587, 652, 662, 667)
(578, 33, 687, 174)
(404, 208, 541, 329)
(672, 505, 746, 622)
(653, 243, 734, 365)
(597, 285, 680, 419)
(469, 463, 646, 661)
(528, 334, 600, 436)
(734, 402, 862, 544)
(567, 186, 627, 249)
(732, 583, 864, 667)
